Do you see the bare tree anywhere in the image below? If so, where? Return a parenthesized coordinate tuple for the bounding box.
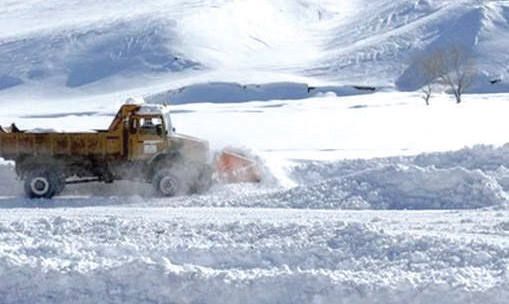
(416, 52, 441, 105)
(421, 84, 433, 106)
(418, 46, 477, 104)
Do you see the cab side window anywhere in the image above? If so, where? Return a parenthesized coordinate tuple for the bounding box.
(140, 117, 163, 135)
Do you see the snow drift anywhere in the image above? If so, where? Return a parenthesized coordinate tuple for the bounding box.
(283, 144, 509, 210)
(279, 164, 506, 210)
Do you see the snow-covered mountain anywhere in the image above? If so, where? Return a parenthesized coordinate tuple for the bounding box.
(1, 0, 509, 99)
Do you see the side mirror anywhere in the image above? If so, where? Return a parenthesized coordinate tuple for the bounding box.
(156, 125, 163, 136)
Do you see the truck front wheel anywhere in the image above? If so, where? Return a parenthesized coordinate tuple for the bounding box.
(152, 169, 187, 197)
(24, 170, 60, 199)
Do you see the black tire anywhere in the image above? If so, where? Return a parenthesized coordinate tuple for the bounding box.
(24, 169, 59, 199)
(152, 169, 188, 197)
(152, 161, 202, 197)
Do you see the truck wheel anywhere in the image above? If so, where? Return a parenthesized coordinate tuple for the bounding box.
(152, 169, 188, 197)
(24, 170, 59, 199)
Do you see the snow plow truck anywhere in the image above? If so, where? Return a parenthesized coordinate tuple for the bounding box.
(0, 99, 261, 198)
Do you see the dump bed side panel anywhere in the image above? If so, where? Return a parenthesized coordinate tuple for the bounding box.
(0, 132, 123, 160)
(0, 133, 19, 160)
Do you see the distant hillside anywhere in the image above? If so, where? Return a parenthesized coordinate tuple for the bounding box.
(0, 0, 507, 96)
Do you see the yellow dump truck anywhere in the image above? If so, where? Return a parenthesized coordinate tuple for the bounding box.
(0, 101, 228, 198)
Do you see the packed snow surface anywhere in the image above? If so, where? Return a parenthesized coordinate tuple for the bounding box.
(2, 207, 509, 304)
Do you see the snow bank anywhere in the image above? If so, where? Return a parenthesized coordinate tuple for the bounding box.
(413, 144, 509, 172)
(286, 144, 509, 210)
(182, 144, 509, 210)
(276, 164, 507, 210)
(293, 143, 509, 185)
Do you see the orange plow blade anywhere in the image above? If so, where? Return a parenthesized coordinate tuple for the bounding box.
(214, 150, 262, 183)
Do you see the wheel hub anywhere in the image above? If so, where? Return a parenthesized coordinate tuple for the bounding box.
(160, 175, 178, 196)
(30, 177, 50, 196)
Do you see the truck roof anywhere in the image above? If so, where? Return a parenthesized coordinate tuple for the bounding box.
(108, 101, 170, 131)
(135, 104, 169, 116)
(124, 97, 169, 116)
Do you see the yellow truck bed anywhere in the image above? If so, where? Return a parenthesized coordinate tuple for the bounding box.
(0, 130, 123, 161)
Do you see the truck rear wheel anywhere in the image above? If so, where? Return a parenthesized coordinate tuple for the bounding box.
(24, 169, 60, 199)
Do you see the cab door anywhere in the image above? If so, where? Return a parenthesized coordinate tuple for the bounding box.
(127, 116, 167, 160)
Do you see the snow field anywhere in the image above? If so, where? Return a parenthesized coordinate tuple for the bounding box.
(2, 93, 509, 302)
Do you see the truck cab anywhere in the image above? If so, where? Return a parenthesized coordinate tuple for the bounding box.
(125, 104, 174, 161)
(107, 102, 208, 164)
(106, 102, 211, 195)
